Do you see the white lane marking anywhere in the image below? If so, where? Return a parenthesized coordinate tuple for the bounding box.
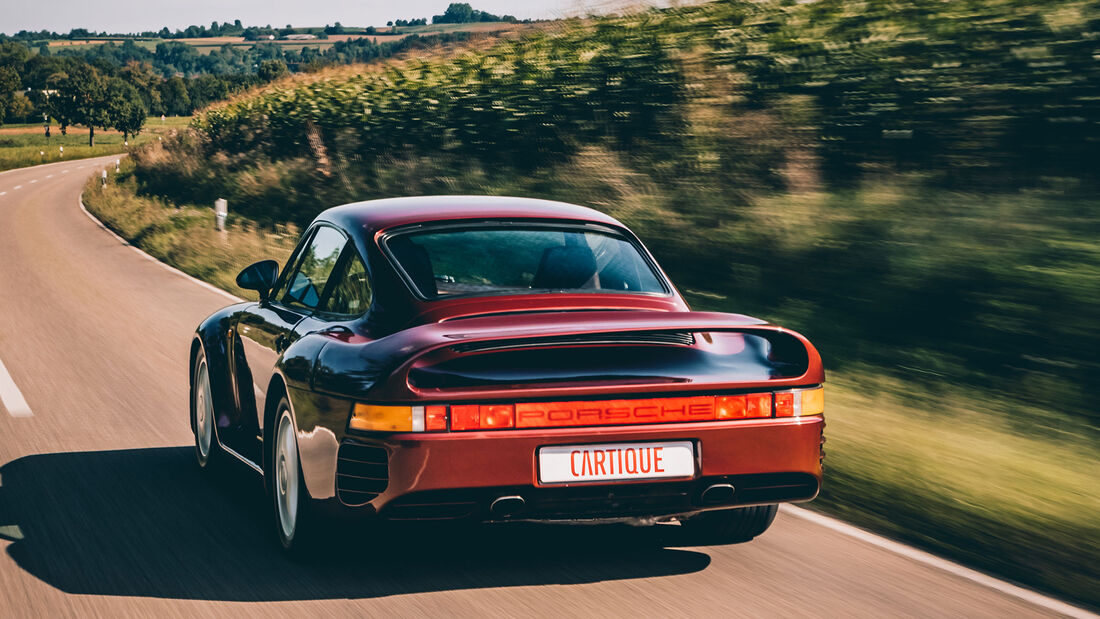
(0, 192, 6, 196)
(12, 185, 21, 190)
(784, 506, 1096, 618)
(0, 356, 33, 417)
(29, 179, 37, 184)
(61, 170, 69, 174)
(45, 174, 53, 179)
(78, 197, 243, 303)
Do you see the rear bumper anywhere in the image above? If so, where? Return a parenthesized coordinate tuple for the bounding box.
(335, 416, 824, 521)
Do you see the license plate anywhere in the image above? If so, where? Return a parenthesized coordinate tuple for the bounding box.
(538, 441, 695, 484)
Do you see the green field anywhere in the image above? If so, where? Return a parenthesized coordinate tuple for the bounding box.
(0, 116, 190, 172)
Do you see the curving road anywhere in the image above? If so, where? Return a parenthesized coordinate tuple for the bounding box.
(0, 158, 1090, 618)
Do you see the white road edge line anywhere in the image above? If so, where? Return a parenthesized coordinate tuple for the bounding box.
(0, 357, 33, 418)
(73, 167, 1093, 618)
(783, 506, 1096, 618)
(13, 185, 21, 190)
(77, 195, 243, 303)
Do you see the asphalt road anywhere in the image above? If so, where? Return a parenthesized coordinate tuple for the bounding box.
(0, 158, 1088, 618)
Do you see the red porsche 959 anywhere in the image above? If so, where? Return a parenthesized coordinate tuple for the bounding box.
(189, 196, 825, 553)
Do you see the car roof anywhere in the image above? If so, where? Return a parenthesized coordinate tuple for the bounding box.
(316, 195, 626, 236)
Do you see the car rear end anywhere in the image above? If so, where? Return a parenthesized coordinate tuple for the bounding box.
(328, 318, 825, 524)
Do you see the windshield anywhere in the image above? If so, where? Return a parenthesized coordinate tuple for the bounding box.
(384, 224, 667, 299)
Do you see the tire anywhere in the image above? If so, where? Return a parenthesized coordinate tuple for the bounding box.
(679, 504, 779, 545)
(191, 349, 222, 471)
(268, 397, 323, 557)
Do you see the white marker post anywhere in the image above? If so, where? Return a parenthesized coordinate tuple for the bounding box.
(214, 198, 228, 231)
(59, 146, 63, 155)
(115, 159, 120, 172)
(101, 169, 107, 187)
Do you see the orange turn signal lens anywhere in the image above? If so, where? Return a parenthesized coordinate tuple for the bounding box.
(800, 387, 825, 416)
(350, 404, 416, 432)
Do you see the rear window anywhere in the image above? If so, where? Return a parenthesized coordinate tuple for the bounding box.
(383, 224, 667, 299)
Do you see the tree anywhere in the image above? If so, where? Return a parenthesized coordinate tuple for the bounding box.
(0, 40, 32, 73)
(0, 66, 21, 126)
(119, 61, 162, 115)
(257, 59, 288, 82)
(159, 75, 191, 115)
(104, 77, 146, 141)
(431, 3, 475, 23)
(6, 92, 35, 124)
(57, 63, 108, 146)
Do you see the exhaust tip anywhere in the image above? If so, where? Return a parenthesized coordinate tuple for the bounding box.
(701, 483, 736, 505)
(489, 495, 525, 517)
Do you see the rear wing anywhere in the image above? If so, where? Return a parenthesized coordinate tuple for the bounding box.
(313, 311, 824, 402)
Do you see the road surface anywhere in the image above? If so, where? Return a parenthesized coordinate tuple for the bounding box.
(0, 158, 1089, 618)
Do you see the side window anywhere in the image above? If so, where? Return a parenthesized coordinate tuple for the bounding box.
(281, 225, 346, 310)
(323, 250, 372, 316)
(271, 228, 316, 303)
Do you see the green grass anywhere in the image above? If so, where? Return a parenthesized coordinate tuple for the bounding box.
(0, 116, 190, 172)
(81, 168, 1100, 609)
(804, 373, 1097, 605)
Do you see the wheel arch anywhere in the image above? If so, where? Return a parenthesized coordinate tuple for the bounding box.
(190, 305, 248, 436)
(262, 372, 290, 494)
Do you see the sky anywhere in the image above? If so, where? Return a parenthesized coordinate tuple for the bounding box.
(2, 1, 657, 35)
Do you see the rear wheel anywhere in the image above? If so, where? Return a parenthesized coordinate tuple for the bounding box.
(191, 350, 221, 471)
(269, 398, 322, 557)
(679, 504, 778, 545)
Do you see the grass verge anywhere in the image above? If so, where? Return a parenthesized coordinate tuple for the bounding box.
(82, 169, 1100, 609)
(82, 163, 296, 293)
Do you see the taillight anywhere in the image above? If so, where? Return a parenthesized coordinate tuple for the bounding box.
(715, 394, 771, 420)
(351, 387, 823, 432)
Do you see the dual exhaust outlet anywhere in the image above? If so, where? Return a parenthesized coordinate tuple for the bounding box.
(487, 483, 737, 518)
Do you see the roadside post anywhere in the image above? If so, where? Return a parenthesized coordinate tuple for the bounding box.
(215, 198, 228, 232)
(115, 159, 120, 172)
(101, 170, 107, 187)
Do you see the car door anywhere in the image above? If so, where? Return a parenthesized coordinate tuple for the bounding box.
(233, 224, 349, 454)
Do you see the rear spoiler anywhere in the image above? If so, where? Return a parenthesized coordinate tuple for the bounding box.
(312, 311, 824, 402)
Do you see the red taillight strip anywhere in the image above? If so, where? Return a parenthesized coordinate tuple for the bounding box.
(446, 393, 790, 431)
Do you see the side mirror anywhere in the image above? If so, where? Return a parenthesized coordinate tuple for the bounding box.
(236, 260, 280, 301)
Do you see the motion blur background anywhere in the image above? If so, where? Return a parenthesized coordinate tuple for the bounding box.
(4, 0, 1097, 609)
